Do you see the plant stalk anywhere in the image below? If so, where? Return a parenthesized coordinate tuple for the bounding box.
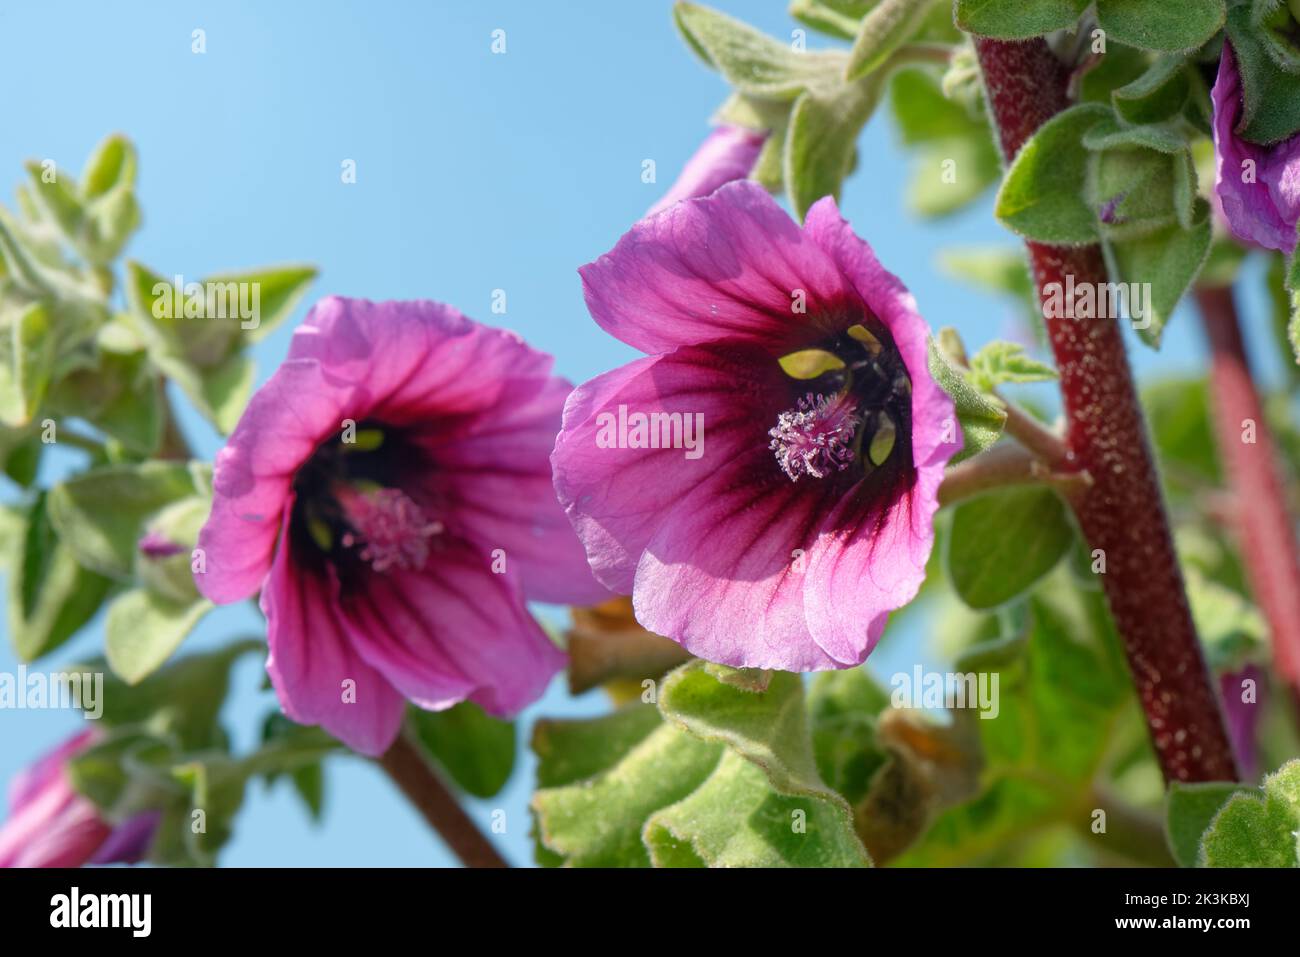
(1194, 284, 1300, 696)
(974, 36, 1238, 783)
(377, 730, 509, 868)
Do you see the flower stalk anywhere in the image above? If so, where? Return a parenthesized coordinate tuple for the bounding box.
(377, 731, 508, 869)
(1193, 284, 1300, 699)
(974, 37, 1238, 783)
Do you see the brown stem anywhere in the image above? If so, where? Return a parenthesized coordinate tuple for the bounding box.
(975, 37, 1237, 783)
(1194, 285, 1300, 696)
(377, 731, 509, 868)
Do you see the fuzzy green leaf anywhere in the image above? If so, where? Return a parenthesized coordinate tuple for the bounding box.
(927, 334, 1007, 464)
(1094, 0, 1225, 53)
(955, 0, 1087, 40)
(674, 1, 846, 99)
(995, 104, 1110, 244)
(410, 702, 516, 799)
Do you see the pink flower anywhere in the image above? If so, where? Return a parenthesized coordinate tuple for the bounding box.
(0, 730, 159, 868)
(648, 125, 767, 216)
(1220, 665, 1264, 780)
(1211, 43, 1300, 253)
(552, 182, 959, 671)
(195, 297, 605, 755)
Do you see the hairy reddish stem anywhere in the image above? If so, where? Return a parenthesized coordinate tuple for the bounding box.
(378, 731, 509, 868)
(1194, 285, 1300, 695)
(975, 37, 1237, 783)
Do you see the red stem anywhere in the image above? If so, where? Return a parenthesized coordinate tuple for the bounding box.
(1195, 285, 1300, 694)
(975, 37, 1238, 783)
(378, 732, 509, 868)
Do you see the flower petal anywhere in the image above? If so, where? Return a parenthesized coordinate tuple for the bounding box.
(424, 375, 607, 604)
(803, 195, 961, 473)
(552, 344, 780, 593)
(580, 181, 862, 356)
(290, 296, 556, 426)
(261, 499, 405, 756)
(196, 358, 352, 604)
(648, 125, 767, 216)
(1212, 45, 1300, 254)
(631, 446, 843, 671)
(340, 541, 565, 718)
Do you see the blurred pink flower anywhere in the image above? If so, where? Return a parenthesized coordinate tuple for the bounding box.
(0, 730, 158, 868)
(196, 297, 605, 755)
(553, 182, 959, 671)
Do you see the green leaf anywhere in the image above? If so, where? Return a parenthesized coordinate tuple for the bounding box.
(532, 714, 722, 867)
(105, 587, 213, 684)
(674, 1, 846, 99)
(1165, 781, 1248, 868)
(845, 0, 933, 81)
(927, 334, 1007, 464)
(789, 0, 868, 41)
(7, 491, 113, 661)
(46, 344, 162, 455)
(81, 134, 138, 201)
(532, 664, 871, 867)
(995, 104, 1110, 244)
(1094, 0, 1225, 53)
(1226, 4, 1300, 144)
(46, 460, 209, 579)
(967, 341, 1057, 392)
(1112, 54, 1193, 124)
(784, 74, 882, 220)
(643, 749, 868, 866)
(0, 301, 56, 428)
(1100, 199, 1213, 348)
(201, 264, 317, 344)
(1200, 759, 1300, 867)
(409, 702, 516, 799)
(947, 487, 1074, 609)
(955, 0, 1087, 40)
(898, 582, 1135, 865)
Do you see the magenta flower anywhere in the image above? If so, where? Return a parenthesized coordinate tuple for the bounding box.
(0, 730, 159, 868)
(195, 297, 605, 755)
(1220, 665, 1264, 780)
(648, 124, 767, 216)
(552, 182, 959, 671)
(1212, 44, 1300, 253)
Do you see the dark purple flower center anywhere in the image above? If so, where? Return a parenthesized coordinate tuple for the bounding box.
(768, 321, 912, 484)
(289, 423, 442, 582)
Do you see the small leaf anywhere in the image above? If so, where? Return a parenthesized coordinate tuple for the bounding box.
(674, 1, 846, 99)
(1166, 781, 1248, 867)
(1199, 759, 1300, 867)
(46, 460, 210, 579)
(927, 334, 1007, 464)
(1094, 0, 1225, 53)
(1112, 54, 1192, 125)
(845, 0, 932, 81)
(947, 487, 1074, 609)
(409, 702, 516, 799)
(784, 74, 881, 220)
(105, 587, 213, 684)
(81, 134, 138, 201)
(1100, 200, 1213, 348)
(0, 301, 56, 428)
(995, 104, 1110, 245)
(967, 341, 1057, 392)
(8, 492, 113, 661)
(955, 0, 1087, 40)
(1225, 4, 1300, 145)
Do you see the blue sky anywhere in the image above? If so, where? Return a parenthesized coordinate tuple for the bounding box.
(0, 1, 1278, 866)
